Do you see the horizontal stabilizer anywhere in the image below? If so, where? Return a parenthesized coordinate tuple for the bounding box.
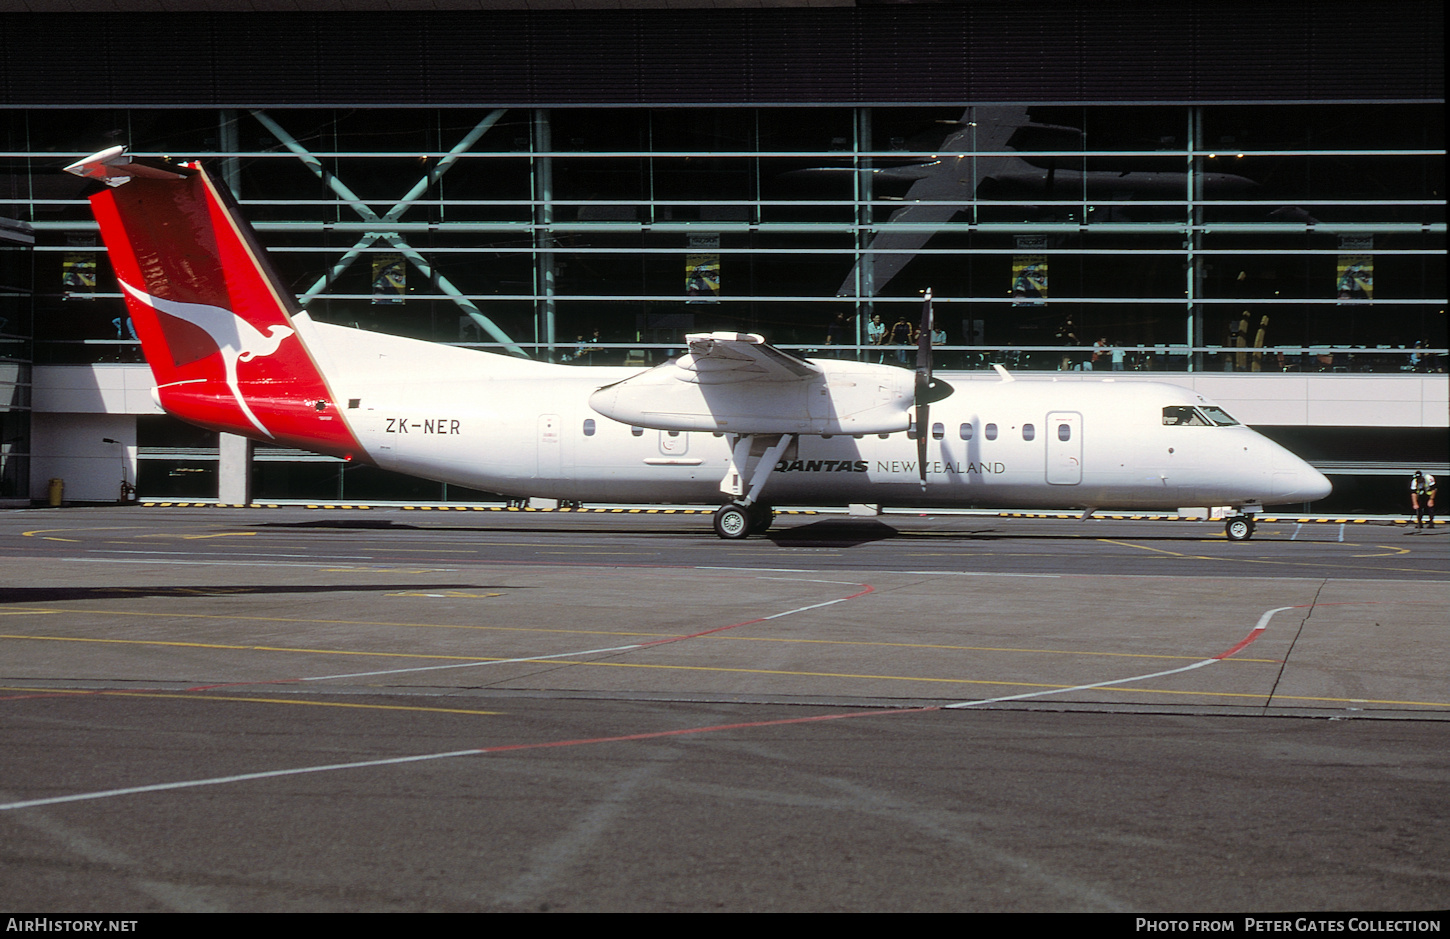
(63, 146, 194, 188)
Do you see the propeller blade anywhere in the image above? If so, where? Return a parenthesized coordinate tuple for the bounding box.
(916, 401, 930, 489)
(915, 289, 934, 487)
(916, 288, 934, 390)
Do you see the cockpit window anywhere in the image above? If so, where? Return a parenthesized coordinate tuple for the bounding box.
(1162, 406, 1209, 426)
(1198, 406, 1240, 426)
(1163, 405, 1239, 427)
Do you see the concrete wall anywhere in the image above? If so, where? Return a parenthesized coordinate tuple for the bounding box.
(29, 365, 160, 502)
(34, 364, 1447, 428)
(30, 411, 137, 503)
(33, 365, 162, 416)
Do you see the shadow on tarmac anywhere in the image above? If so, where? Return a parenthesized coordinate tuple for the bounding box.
(0, 583, 512, 605)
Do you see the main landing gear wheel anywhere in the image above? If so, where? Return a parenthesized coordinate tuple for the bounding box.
(749, 504, 775, 535)
(1225, 515, 1257, 542)
(713, 503, 752, 540)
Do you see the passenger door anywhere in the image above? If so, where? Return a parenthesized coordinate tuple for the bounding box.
(1046, 411, 1082, 485)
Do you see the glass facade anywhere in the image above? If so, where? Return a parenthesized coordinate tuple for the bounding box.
(2, 104, 1442, 374)
(1, 103, 1443, 505)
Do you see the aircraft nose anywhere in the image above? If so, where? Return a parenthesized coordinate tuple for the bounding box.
(1272, 459, 1333, 503)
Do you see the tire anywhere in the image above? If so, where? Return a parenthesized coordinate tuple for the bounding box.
(713, 503, 752, 539)
(1225, 516, 1254, 541)
(749, 504, 775, 534)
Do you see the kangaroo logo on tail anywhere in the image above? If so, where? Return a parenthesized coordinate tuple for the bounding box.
(68, 146, 367, 460)
(120, 280, 294, 439)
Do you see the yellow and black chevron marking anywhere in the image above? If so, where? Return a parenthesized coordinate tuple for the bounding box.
(135, 502, 1403, 525)
(997, 510, 1403, 524)
(137, 502, 816, 516)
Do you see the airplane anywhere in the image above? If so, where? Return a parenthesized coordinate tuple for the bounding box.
(64, 146, 1331, 542)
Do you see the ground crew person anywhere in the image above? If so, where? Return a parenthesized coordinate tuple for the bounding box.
(1411, 470, 1437, 528)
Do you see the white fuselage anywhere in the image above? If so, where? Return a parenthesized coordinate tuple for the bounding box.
(298, 317, 1330, 511)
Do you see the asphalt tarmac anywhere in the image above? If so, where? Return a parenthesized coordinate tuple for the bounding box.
(2, 506, 1447, 912)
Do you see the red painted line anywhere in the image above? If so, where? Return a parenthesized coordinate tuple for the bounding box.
(636, 583, 875, 647)
(1209, 598, 1437, 661)
(474, 704, 938, 754)
(1215, 632, 1271, 660)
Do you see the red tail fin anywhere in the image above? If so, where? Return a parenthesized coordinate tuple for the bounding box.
(67, 148, 363, 460)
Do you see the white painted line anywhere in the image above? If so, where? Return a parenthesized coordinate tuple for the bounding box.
(693, 566, 814, 573)
(943, 658, 1217, 708)
(301, 581, 872, 681)
(899, 570, 1060, 578)
(300, 643, 645, 681)
(760, 596, 856, 620)
(0, 604, 1304, 814)
(944, 605, 1297, 709)
(0, 749, 485, 812)
(754, 576, 873, 586)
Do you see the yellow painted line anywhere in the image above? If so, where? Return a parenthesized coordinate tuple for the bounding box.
(0, 608, 669, 638)
(318, 568, 454, 574)
(133, 531, 259, 540)
(0, 610, 59, 616)
(537, 551, 659, 556)
(318, 547, 479, 554)
(467, 658, 1450, 708)
(1352, 545, 1412, 557)
(0, 633, 648, 658)
(721, 634, 1279, 664)
(1086, 685, 1450, 709)
(0, 607, 1279, 663)
(1096, 538, 1200, 558)
(4, 639, 1442, 709)
(384, 591, 502, 599)
(0, 686, 500, 716)
(22, 527, 142, 537)
(1096, 537, 1440, 576)
(0, 631, 1266, 676)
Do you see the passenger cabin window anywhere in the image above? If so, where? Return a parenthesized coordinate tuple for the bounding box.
(1022, 423, 1035, 441)
(959, 423, 973, 440)
(932, 423, 945, 440)
(583, 419, 596, 436)
(1058, 423, 1072, 441)
(985, 423, 998, 440)
(1162, 406, 1210, 426)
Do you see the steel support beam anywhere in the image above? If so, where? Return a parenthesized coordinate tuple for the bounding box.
(250, 109, 525, 356)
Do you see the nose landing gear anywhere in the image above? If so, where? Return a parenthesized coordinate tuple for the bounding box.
(1225, 514, 1257, 541)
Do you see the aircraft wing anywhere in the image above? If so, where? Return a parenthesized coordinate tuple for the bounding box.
(675, 332, 820, 383)
(589, 332, 914, 435)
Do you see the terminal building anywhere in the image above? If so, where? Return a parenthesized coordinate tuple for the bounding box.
(1, 1, 1444, 512)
